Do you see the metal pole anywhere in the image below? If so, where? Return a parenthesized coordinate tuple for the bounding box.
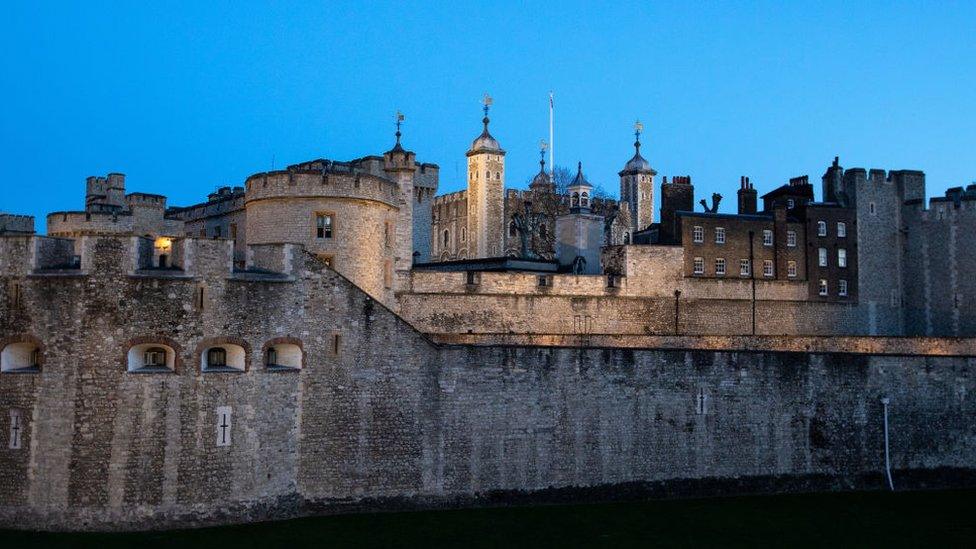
(549, 91, 554, 177)
(749, 230, 756, 335)
(881, 397, 895, 490)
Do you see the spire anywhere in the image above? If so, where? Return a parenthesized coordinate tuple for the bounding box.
(619, 118, 656, 176)
(468, 93, 504, 155)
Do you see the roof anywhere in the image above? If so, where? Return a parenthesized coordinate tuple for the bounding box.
(468, 116, 504, 155)
(618, 140, 657, 176)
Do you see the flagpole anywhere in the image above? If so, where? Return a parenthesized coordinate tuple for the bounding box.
(549, 91, 554, 178)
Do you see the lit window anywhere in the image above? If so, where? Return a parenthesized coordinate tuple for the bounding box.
(693, 257, 704, 275)
(693, 226, 703, 243)
(316, 214, 334, 239)
(839, 279, 848, 297)
(838, 248, 847, 268)
(763, 260, 774, 278)
(739, 259, 750, 277)
(715, 227, 725, 244)
(787, 231, 796, 247)
(819, 279, 828, 296)
(763, 229, 773, 246)
(787, 261, 797, 278)
(818, 247, 828, 267)
(817, 221, 827, 237)
(837, 222, 846, 238)
(715, 258, 726, 276)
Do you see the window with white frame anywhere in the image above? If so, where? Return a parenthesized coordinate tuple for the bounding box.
(315, 214, 334, 239)
(787, 260, 797, 278)
(739, 259, 750, 277)
(693, 226, 704, 243)
(817, 220, 827, 237)
(762, 229, 773, 246)
(202, 344, 246, 372)
(127, 343, 175, 373)
(818, 247, 828, 267)
(693, 257, 704, 275)
(839, 279, 848, 296)
(763, 260, 774, 278)
(715, 227, 725, 244)
(838, 248, 847, 268)
(787, 198, 795, 209)
(787, 230, 796, 247)
(819, 279, 828, 296)
(715, 258, 726, 275)
(837, 222, 846, 238)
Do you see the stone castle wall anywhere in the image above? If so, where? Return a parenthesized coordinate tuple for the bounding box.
(0, 235, 974, 531)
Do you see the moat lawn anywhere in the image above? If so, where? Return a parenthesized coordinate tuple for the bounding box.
(3, 489, 974, 548)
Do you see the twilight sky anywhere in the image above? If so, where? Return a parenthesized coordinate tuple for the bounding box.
(2, 1, 974, 232)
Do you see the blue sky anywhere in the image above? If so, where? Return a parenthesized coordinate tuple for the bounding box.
(2, 1, 974, 232)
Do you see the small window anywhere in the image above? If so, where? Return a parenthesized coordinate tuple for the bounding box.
(316, 214, 334, 239)
(202, 344, 246, 372)
(838, 248, 847, 268)
(466, 271, 478, 285)
(787, 261, 797, 278)
(539, 224, 547, 240)
(208, 348, 226, 367)
(739, 259, 750, 277)
(495, 171, 500, 180)
(580, 192, 589, 208)
(839, 279, 848, 297)
(870, 202, 876, 215)
(762, 229, 773, 246)
(787, 198, 795, 209)
(837, 222, 846, 238)
(509, 221, 517, 237)
(537, 275, 551, 287)
(693, 257, 704, 275)
(265, 343, 302, 370)
(127, 343, 175, 373)
(443, 230, 450, 247)
(715, 227, 726, 244)
(763, 260, 774, 278)
(384, 221, 392, 247)
(715, 258, 726, 276)
(817, 221, 827, 237)
(787, 231, 796, 247)
(819, 279, 828, 296)
(693, 226, 704, 243)
(460, 227, 466, 243)
(607, 275, 618, 288)
(818, 247, 828, 267)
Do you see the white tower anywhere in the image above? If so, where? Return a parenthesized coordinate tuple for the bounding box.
(618, 120, 656, 232)
(466, 94, 505, 258)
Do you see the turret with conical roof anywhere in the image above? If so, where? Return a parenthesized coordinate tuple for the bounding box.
(618, 120, 656, 232)
(568, 161, 593, 213)
(465, 94, 506, 258)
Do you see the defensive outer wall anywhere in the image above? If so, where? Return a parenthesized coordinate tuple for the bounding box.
(0, 235, 975, 531)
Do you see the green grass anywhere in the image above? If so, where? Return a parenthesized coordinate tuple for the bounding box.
(3, 490, 974, 548)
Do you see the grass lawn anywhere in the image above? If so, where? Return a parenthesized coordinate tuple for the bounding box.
(2, 489, 973, 548)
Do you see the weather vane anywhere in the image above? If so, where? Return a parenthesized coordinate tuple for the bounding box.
(482, 93, 493, 116)
(634, 119, 644, 141)
(394, 110, 405, 144)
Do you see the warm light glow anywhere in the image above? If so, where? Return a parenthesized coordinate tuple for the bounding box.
(155, 237, 172, 250)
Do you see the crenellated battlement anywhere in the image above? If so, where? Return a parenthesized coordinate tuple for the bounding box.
(0, 234, 303, 283)
(244, 169, 399, 208)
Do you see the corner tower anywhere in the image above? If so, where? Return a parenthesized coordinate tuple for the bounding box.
(466, 94, 505, 258)
(618, 120, 656, 232)
(383, 112, 417, 275)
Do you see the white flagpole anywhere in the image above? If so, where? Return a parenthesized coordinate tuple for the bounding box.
(549, 91, 554, 177)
